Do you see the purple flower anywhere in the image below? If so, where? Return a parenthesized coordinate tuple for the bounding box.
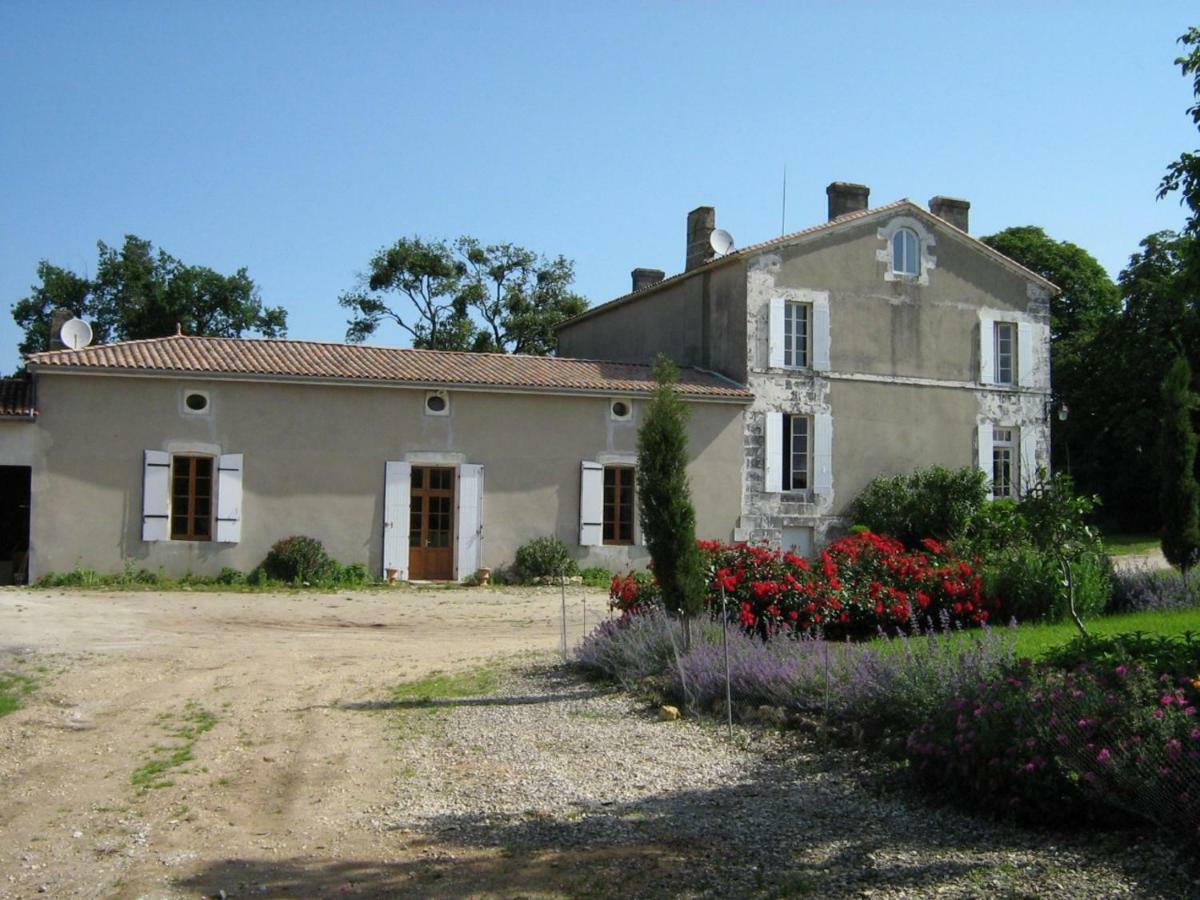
(1097, 748, 1112, 763)
(1115, 665, 1128, 677)
(1161, 694, 1175, 706)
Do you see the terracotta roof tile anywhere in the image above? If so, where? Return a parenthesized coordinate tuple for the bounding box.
(0, 377, 35, 418)
(27, 335, 752, 400)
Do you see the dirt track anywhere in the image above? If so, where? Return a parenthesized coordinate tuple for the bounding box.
(0, 585, 604, 899)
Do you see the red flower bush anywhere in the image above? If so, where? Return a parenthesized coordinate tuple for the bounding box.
(610, 532, 997, 641)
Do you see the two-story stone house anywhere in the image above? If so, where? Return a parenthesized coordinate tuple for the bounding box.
(558, 182, 1056, 556)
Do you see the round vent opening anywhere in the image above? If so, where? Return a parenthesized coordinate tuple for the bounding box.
(425, 392, 449, 414)
(610, 400, 631, 420)
(184, 392, 209, 412)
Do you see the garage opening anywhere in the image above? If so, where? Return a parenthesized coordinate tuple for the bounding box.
(0, 466, 31, 584)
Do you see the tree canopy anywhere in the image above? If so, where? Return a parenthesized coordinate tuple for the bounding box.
(338, 236, 587, 354)
(11, 235, 286, 364)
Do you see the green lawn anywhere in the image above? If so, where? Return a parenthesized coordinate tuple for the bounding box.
(1102, 532, 1160, 556)
(0, 672, 36, 718)
(1004, 608, 1200, 659)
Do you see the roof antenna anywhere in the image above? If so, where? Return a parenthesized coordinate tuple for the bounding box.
(780, 164, 787, 236)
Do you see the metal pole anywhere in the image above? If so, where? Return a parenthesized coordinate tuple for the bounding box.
(582, 595, 588, 635)
(560, 567, 568, 662)
(721, 583, 732, 740)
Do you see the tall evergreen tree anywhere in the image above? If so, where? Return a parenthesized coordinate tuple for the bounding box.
(636, 356, 707, 634)
(1159, 354, 1200, 576)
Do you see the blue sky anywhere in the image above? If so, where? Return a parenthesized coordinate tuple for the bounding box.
(1, 1, 1196, 374)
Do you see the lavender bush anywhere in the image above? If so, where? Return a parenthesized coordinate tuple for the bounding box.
(1107, 564, 1200, 613)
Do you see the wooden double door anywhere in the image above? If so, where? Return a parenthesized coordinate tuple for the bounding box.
(409, 466, 455, 580)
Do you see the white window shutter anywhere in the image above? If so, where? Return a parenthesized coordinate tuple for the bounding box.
(812, 298, 831, 371)
(456, 464, 484, 580)
(1019, 426, 1039, 492)
(383, 461, 411, 580)
(977, 423, 994, 484)
(215, 453, 243, 543)
(813, 412, 833, 496)
(579, 461, 604, 546)
(764, 412, 783, 493)
(1017, 321, 1036, 387)
(142, 450, 170, 542)
(768, 296, 785, 368)
(979, 318, 995, 384)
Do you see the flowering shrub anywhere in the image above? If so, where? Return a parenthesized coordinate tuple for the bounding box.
(609, 533, 995, 641)
(908, 661, 1200, 835)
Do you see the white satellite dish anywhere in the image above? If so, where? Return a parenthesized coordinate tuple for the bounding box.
(709, 228, 735, 256)
(59, 318, 93, 350)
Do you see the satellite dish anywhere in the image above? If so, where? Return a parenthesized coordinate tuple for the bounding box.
(59, 318, 93, 350)
(709, 228, 735, 256)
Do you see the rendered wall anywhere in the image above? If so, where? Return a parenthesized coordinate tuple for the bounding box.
(29, 374, 744, 579)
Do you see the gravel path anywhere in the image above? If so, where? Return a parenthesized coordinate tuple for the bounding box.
(368, 661, 1198, 899)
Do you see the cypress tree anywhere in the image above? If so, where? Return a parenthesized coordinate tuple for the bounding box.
(1159, 354, 1200, 576)
(636, 356, 707, 628)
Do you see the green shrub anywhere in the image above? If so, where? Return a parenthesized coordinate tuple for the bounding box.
(982, 549, 1110, 625)
(1041, 630, 1200, 677)
(216, 567, 246, 585)
(336, 562, 369, 585)
(849, 466, 988, 547)
(580, 566, 613, 588)
(262, 536, 336, 584)
(513, 536, 578, 581)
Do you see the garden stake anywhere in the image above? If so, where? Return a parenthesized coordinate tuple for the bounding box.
(582, 595, 587, 635)
(721, 583, 732, 740)
(560, 566, 568, 662)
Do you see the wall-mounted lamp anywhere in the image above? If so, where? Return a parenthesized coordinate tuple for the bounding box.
(1057, 403, 1069, 422)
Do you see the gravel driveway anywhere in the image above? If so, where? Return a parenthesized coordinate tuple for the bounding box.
(1, 587, 1196, 898)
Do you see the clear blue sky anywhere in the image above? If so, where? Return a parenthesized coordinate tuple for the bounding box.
(1, 1, 1196, 374)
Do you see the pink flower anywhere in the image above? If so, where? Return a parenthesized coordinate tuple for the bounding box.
(1097, 748, 1111, 763)
(1115, 665, 1128, 677)
(1161, 695, 1175, 707)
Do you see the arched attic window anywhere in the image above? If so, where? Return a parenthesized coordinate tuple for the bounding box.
(892, 227, 919, 276)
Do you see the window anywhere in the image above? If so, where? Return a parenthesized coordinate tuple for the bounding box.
(602, 465, 635, 544)
(992, 428, 1017, 499)
(783, 302, 810, 368)
(170, 455, 213, 540)
(892, 228, 919, 276)
(782, 414, 810, 491)
(994, 322, 1016, 385)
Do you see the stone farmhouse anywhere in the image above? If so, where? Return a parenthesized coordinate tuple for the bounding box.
(0, 182, 1054, 584)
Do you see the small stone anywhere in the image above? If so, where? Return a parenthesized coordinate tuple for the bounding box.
(659, 705, 679, 721)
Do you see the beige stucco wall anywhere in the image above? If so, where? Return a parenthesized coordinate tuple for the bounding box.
(828, 381, 977, 517)
(556, 261, 749, 380)
(29, 374, 744, 579)
(0, 421, 38, 467)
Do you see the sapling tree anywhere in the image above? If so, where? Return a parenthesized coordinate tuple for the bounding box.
(636, 356, 707, 650)
(1159, 354, 1200, 578)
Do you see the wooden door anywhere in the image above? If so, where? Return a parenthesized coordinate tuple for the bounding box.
(409, 466, 455, 580)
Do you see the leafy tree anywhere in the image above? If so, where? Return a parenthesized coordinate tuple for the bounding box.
(339, 236, 587, 353)
(1159, 354, 1200, 577)
(11, 235, 286, 364)
(1158, 26, 1200, 239)
(636, 356, 707, 644)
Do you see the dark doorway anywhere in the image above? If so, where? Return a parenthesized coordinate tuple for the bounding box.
(0, 466, 31, 585)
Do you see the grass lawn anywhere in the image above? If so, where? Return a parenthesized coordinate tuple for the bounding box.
(1003, 607, 1200, 659)
(0, 672, 36, 718)
(1102, 532, 1160, 556)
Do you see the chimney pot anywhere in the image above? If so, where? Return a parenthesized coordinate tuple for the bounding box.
(929, 196, 970, 232)
(49, 308, 74, 351)
(685, 206, 716, 271)
(631, 268, 666, 292)
(826, 182, 870, 221)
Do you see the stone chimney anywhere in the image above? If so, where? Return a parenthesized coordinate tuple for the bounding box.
(826, 182, 870, 221)
(685, 206, 716, 271)
(631, 268, 665, 292)
(48, 308, 74, 351)
(929, 196, 970, 232)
